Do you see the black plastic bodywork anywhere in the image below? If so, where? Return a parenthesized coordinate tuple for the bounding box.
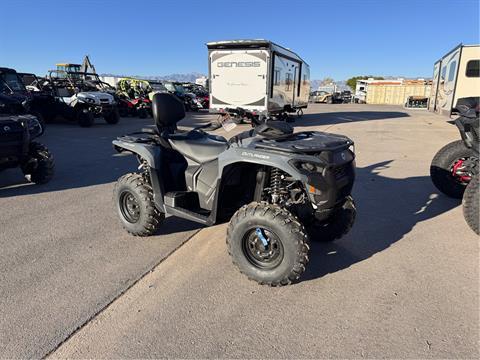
(454, 97, 479, 179)
(113, 128, 355, 226)
(0, 67, 55, 121)
(0, 114, 43, 170)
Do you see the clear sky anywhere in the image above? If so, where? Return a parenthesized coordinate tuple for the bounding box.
(1, 0, 479, 80)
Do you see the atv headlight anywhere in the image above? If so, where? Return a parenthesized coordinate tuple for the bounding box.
(348, 144, 355, 153)
(81, 98, 95, 104)
(289, 160, 323, 174)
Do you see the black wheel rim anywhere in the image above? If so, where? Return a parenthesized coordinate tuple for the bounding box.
(119, 190, 141, 223)
(242, 227, 284, 269)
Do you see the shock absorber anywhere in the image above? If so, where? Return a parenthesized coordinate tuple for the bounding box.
(270, 168, 282, 204)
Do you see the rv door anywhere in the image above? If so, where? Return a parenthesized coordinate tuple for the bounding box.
(437, 48, 461, 115)
(210, 50, 268, 111)
(429, 61, 441, 112)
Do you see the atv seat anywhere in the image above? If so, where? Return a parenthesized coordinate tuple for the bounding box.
(151, 92, 228, 163)
(168, 130, 228, 164)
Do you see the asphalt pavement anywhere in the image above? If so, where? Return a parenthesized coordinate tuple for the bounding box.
(1, 105, 478, 358)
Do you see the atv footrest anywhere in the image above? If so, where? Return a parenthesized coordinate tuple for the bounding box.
(164, 192, 211, 225)
(164, 205, 210, 225)
(164, 191, 200, 208)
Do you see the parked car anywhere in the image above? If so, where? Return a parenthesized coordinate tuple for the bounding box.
(310, 90, 332, 104)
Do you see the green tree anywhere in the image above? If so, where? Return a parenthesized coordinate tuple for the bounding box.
(346, 75, 385, 91)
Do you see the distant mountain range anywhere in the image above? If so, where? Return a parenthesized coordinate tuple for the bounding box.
(101, 72, 426, 91)
(100, 72, 205, 83)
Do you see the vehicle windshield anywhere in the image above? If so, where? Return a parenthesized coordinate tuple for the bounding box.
(0, 79, 11, 93)
(151, 83, 167, 92)
(0, 72, 26, 92)
(164, 83, 177, 92)
(174, 84, 185, 94)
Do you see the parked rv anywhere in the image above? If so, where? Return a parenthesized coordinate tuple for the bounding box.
(207, 39, 310, 116)
(428, 44, 480, 117)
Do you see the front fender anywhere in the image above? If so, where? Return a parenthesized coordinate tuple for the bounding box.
(112, 139, 161, 169)
(218, 147, 308, 182)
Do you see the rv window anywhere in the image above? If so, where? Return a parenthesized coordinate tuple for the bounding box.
(303, 75, 307, 85)
(447, 61, 457, 82)
(285, 73, 292, 91)
(274, 70, 280, 85)
(441, 66, 447, 81)
(466, 60, 480, 77)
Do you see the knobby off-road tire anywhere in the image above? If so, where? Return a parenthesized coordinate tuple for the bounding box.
(77, 110, 95, 127)
(463, 175, 479, 235)
(226, 202, 310, 286)
(113, 173, 164, 236)
(23, 142, 54, 184)
(308, 196, 356, 242)
(105, 108, 120, 124)
(430, 140, 474, 198)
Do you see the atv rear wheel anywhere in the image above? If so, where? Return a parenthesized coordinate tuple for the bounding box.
(430, 140, 476, 198)
(22, 142, 54, 184)
(77, 109, 95, 127)
(114, 173, 164, 236)
(308, 196, 356, 242)
(463, 175, 479, 235)
(226, 202, 310, 286)
(105, 108, 120, 124)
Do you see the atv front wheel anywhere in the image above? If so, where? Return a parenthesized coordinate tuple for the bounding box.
(77, 110, 95, 127)
(113, 173, 164, 236)
(105, 108, 120, 124)
(22, 142, 54, 184)
(308, 196, 356, 242)
(430, 140, 476, 198)
(226, 202, 310, 286)
(463, 175, 479, 235)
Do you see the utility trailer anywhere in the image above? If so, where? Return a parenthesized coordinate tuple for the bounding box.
(207, 39, 310, 116)
(428, 44, 480, 117)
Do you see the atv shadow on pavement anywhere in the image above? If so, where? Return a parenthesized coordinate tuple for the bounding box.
(302, 160, 459, 282)
(296, 111, 409, 127)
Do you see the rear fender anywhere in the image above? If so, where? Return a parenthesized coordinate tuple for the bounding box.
(113, 139, 165, 211)
(112, 139, 161, 169)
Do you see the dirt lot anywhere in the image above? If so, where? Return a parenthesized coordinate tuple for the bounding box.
(1, 104, 478, 358)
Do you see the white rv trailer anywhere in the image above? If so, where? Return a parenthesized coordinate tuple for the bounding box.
(428, 44, 480, 117)
(207, 39, 310, 114)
